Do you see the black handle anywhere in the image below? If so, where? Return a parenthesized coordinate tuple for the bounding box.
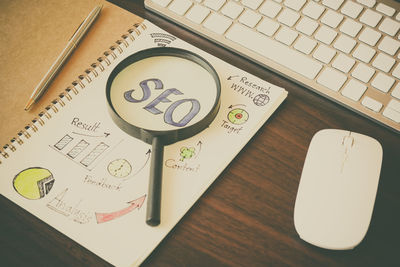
(146, 136, 164, 226)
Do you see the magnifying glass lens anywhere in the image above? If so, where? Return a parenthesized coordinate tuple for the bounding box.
(110, 55, 217, 131)
(106, 48, 220, 226)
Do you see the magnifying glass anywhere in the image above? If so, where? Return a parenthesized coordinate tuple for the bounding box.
(106, 47, 221, 226)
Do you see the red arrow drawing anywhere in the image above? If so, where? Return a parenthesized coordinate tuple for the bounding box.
(95, 194, 146, 224)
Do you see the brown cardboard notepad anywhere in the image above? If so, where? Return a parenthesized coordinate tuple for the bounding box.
(0, 0, 143, 147)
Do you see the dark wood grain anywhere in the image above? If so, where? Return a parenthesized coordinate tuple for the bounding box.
(1, 1, 399, 266)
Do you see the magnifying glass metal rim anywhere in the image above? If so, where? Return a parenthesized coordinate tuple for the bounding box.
(105, 47, 221, 226)
(106, 47, 221, 146)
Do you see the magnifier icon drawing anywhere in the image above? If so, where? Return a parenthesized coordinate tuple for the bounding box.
(106, 47, 221, 226)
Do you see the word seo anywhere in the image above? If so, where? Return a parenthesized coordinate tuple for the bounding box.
(123, 78, 201, 127)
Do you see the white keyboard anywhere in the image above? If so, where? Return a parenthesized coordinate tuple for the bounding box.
(145, 0, 400, 133)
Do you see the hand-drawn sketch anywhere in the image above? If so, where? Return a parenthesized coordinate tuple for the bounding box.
(83, 175, 123, 191)
(123, 78, 202, 127)
(194, 141, 202, 159)
(72, 131, 111, 138)
(228, 108, 249, 125)
(253, 94, 270, 106)
(165, 141, 202, 172)
(150, 32, 176, 47)
(47, 188, 92, 224)
(180, 147, 195, 161)
(80, 142, 109, 167)
(67, 139, 90, 159)
(13, 167, 55, 200)
(107, 159, 132, 178)
(128, 149, 151, 178)
(54, 134, 73, 150)
(95, 195, 146, 224)
(51, 133, 115, 170)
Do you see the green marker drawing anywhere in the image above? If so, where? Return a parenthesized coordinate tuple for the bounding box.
(180, 147, 196, 161)
(228, 108, 249, 125)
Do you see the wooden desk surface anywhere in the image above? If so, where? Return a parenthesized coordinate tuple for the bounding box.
(1, 0, 399, 266)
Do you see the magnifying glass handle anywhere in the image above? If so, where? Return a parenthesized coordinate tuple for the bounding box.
(146, 136, 164, 226)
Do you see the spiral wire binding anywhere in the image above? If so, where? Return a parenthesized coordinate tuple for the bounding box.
(0, 22, 147, 164)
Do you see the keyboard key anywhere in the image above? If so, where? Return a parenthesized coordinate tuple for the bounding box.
(332, 53, 355, 73)
(277, 8, 300, 27)
(358, 27, 381, 46)
(260, 0, 282, 18)
(391, 83, 400, 100)
(340, 18, 362, 37)
(387, 100, 400, 115)
(317, 67, 347, 91)
(284, 0, 306, 11)
(296, 17, 319, 36)
(352, 43, 376, 63)
(204, 0, 226, 11)
(372, 53, 395, 72)
(378, 36, 400, 56)
(239, 9, 262, 28)
(371, 73, 395, 93)
(225, 23, 323, 79)
(302, 1, 325, 20)
(294, 35, 317, 54)
(379, 18, 400, 36)
(221, 1, 243, 19)
(392, 64, 400, 79)
(383, 100, 400, 122)
(359, 9, 382, 27)
(313, 44, 336, 63)
(362, 96, 382, 112)
(203, 13, 232, 34)
(376, 3, 395, 16)
(186, 5, 210, 24)
(388, 99, 400, 112)
(242, 0, 264, 9)
(341, 79, 367, 101)
(152, 0, 172, 7)
(169, 0, 192, 15)
(257, 18, 280, 36)
(321, 9, 343, 28)
(340, 1, 363, 19)
(352, 63, 375, 83)
(356, 0, 376, 8)
(275, 27, 298, 46)
(322, 0, 344, 10)
(315, 25, 338, 45)
(333, 34, 356, 53)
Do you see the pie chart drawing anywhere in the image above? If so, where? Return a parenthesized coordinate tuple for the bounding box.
(13, 167, 55, 200)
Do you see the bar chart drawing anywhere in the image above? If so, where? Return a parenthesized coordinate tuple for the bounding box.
(54, 134, 73, 150)
(51, 132, 119, 170)
(80, 142, 109, 167)
(67, 140, 90, 159)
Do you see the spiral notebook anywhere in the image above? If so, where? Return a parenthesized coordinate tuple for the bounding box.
(0, 17, 287, 266)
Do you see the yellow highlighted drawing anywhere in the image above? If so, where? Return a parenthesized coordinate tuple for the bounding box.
(13, 167, 55, 200)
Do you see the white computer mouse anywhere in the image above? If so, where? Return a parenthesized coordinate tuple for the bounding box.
(294, 129, 383, 250)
